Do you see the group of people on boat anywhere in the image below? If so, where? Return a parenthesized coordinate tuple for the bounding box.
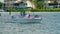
(20, 11, 39, 18)
(20, 11, 30, 18)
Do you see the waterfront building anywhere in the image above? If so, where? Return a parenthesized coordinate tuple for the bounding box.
(4, 0, 33, 8)
(44, 0, 60, 8)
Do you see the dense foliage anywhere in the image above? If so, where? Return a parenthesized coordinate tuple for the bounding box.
(29, 0, 45, 9)
(0, 2, 3, 9)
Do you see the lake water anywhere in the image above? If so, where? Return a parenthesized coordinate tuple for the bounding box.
(0, 12, 60, 34)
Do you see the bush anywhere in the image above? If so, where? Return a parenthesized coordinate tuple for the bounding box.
(30, 8, 60, 12)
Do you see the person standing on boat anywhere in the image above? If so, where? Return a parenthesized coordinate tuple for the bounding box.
(20, 12, 23, 16)
(20, 11, 25, 17)
(23, 11, 25, 16)
(28, 11, 31, 18)
(0, 13, 1, 16)
(28, 14, 30, 18)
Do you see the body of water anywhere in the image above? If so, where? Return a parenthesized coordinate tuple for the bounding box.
(0, 12, 60, 34)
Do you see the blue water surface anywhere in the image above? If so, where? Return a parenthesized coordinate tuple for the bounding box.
(0, 12, 60, 34)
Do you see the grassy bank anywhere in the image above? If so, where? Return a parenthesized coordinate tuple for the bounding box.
(5, 8, 60, 12)
(31, 8, 60, 12)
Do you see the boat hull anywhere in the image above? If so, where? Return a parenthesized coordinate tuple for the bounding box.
(8, 18, 42, 23)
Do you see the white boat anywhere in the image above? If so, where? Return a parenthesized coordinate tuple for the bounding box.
(8, 14, 42, 23)
(0, 12, 42, 23)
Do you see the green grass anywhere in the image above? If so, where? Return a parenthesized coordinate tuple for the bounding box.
(5, 8, 31, 12)
(30, 8, 60, 12)
(5, 8, 60, 12)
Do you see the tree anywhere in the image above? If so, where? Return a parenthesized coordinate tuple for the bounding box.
(29, 0, 45, 9)
(35, 0, 43, 2)
(29, 0, 43, 2)
(0, 2, 3, 9)
(35, 1, 45, 9)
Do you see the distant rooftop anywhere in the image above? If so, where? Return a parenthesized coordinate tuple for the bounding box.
(4, 0, 27, 4)
(45, 0, 60, 3)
